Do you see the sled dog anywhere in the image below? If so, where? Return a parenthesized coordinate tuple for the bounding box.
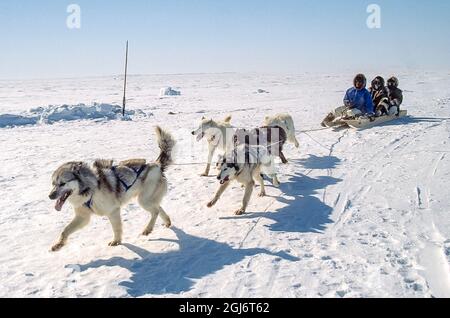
(48, 126, 175, 251)
(263, 113, 300, 148)
(207, 145, 279, 215)
(191, 115, 235, 176)
(233, 125, 288, 164)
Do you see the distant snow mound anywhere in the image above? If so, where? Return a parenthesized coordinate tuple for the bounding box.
(0, 115, 38, 128)
(0, 103, 149, 128)
(160, 87, 181, 97)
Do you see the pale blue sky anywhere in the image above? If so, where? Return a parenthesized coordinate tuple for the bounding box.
(1, 0, 449, 79)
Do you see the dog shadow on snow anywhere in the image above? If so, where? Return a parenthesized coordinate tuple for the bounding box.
(74, 227, 299, 297)
(292, 154, 340, 171)
(222, 154, 342, 234)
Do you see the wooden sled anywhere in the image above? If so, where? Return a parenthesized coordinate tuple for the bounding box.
(327, 110, 408, 130)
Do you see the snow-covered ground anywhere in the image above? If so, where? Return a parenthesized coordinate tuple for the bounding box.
(0, 72, 449, 298)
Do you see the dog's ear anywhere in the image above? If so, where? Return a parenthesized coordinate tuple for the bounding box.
(70, 162, 92, 195)
(224, 115, 232, 123)
(70, 163, 86, 192)
(70, 162, 83, 174)
(201, 116, 206, 120)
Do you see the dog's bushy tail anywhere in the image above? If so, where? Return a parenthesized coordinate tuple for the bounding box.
(155, 126, 176, 172)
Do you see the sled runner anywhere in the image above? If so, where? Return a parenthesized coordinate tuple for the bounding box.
(325, 110, 408, 129)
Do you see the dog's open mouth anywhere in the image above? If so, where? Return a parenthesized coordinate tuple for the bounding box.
(220, 176, 230, 185)
(55, 190, 72, 211)
(196, 132, 205, 141)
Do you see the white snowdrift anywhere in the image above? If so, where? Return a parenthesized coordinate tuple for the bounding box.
(159, 87, 181, 97)
(0, 103, 148, 128)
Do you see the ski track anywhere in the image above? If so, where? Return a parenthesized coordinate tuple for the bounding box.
(0, 73, 449, 297)
(414, 151, 450, 297)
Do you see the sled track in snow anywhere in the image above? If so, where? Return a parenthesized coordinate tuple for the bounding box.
(329, 121, 439, 234)
(414, 151, 450, 297)
(322, 129, 349, 206)
(327, 119, 450, 296)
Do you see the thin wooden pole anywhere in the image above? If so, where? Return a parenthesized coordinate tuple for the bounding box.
(122, 41, 129, 116)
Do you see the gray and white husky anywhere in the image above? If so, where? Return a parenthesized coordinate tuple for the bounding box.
(207, 145, 279, 216)
(48, 126, 175, 251)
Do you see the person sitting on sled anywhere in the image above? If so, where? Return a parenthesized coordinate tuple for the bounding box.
(321, 74, 374, 127)
(369, 76, 390, 117)
(386, 76, 403, 116)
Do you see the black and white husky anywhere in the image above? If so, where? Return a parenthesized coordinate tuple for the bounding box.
(48, 127, 175, 251)
(207, 145, 279, 216)
(233, 125, 288, 164)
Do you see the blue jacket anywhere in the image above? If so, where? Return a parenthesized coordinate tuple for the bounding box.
(344, 87, 374, 114)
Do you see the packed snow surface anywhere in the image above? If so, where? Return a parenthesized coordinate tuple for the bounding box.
(0, 72, 449, 298)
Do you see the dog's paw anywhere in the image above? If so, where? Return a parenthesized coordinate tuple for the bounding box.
(108, 240, 122, 247)
(273, 180, 280, 188)
(207, 201, 215, 208)
(164, 220, 172, 228)
(234, 208, 245, 216)
(141, 229, 152, 236)
(258, 192, 266, 197)
(51, 242, 65, 252)
(200, 172, 209, 177)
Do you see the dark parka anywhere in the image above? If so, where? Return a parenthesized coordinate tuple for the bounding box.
(369, 76, 389, 109)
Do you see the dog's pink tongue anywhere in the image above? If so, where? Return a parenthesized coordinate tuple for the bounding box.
(55, 199, 64, 211)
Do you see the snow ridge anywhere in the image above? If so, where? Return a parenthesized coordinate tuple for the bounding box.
(0, 103, 149, 128)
